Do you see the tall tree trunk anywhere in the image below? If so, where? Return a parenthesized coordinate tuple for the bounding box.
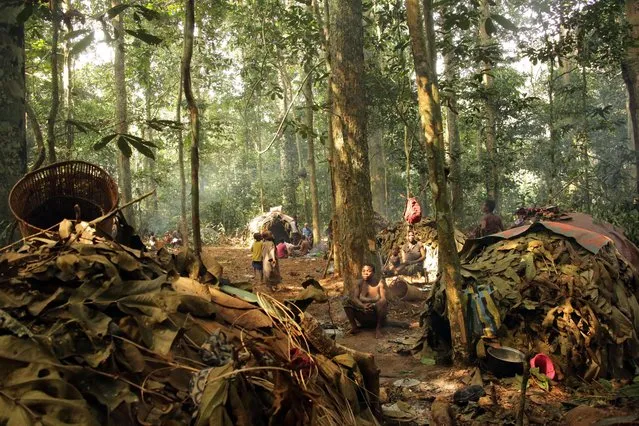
(329, 0, 377, 292)
(314, 0, 340, 273)
(281, 130, 298, 215)
(26, 101, 46, 171)
(443, 49, 463, 224)
(540, 17, 558, 203)
(0, 1, 27, 223)
(404, 125, 411, 197)
(295, 127, 310, 221)
(547, 56, 559, 202)
(479, 0, 498, 204)
(257, 138, 265, 212)
(579, 65, 591, 213)
(368, 125, 387, 216)
(62, 0, 74, 158)
(143, 63, 158, 224)
(278, 62, 298, 216)
(47, 0, 60, 164)
(112, 0, 133, 225)
(253, 93, 265, 212)
(623, 0, 639, 196)
(407, 0, 468, 363)
(304, 59, 321, 244)
(176, 75, 188, 243)
(182, 0, 201, 253)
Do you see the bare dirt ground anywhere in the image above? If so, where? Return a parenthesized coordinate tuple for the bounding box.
(205, 245, 639, 425)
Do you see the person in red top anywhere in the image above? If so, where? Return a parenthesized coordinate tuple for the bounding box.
(276, 240, 289, 259)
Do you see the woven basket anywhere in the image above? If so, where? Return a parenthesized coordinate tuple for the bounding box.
(9, 161, 119, 238)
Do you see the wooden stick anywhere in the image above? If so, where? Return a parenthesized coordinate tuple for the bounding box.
(517, 356, 530, 426)
(0, 223, 61, 253)
(88, 189, 156, 226)
(322, 243, 334, 279)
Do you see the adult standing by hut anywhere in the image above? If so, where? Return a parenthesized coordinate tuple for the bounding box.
(261, 231, 282, 290)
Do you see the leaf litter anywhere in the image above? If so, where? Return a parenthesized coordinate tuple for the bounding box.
(0, 223, 381, 425)
(424, 228, 639, 381)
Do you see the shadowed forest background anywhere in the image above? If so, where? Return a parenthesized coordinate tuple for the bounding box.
(2, 0, 638, 246)
(3, 1, 639, 423)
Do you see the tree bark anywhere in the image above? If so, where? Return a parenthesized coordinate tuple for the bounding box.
(62, 0, 74, 158)
(176, 74, 188, 245)
(404, 125, 411, 197)
(112, 0, 133, 225)
(182, 0, 201, 254)
(304, 59, 322, 244)
(295, 127, 310, 221)
(314, 0, 341, 273)
(406, 0, 468, 363)
(47, 0, 60, 164)
(443, 49, 463, 224)
(25, 101, 45, 171)
(278, 60, 298, 217)
(257, 137, 265, 212)
(479, 0, 498, 205)
(368, 125, 387, 217)
(0, 1, 27, 223)
(547, 54, 558, 202)
(254, 94, 265, 212)
(579, 65, 591, 213)
(143, 62, 158, 225)
(329, 0, 377, 292)
(623, 0, 639, 196)
(539, 16, 559, 203)
(281, 130, 298, 215)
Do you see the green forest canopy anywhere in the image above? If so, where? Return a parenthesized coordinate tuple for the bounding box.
(8, 0, 639, 243)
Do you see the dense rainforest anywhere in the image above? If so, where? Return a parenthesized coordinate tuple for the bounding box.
(2, 1, 639, 423)
(1, 0, 637, 239)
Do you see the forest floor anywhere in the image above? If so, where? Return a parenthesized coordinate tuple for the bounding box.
(205, 245, 639, 425)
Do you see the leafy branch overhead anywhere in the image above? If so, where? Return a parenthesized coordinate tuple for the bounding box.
(94, 133, 158, 159)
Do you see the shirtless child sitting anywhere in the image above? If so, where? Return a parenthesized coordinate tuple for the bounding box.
(343, 264, 388, 339)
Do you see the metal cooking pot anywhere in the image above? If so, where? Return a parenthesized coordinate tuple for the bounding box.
(485, 346, 526, 378)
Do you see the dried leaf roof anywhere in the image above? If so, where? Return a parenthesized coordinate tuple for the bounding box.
(0, 221, 379, 425)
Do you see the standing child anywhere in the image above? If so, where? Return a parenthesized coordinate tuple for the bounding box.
(251, 233, 264, 282)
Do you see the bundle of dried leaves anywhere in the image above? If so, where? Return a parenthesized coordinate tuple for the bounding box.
(427, 226, 639, 380)
(0, 220, 379, 425)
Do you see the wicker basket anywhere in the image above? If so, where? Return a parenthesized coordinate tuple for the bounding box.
(9, 161, 119, 238)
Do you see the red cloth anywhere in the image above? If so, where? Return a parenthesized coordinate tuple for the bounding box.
(276, 242, 288, 259)
(403, 197, 422, 224)
(564, 213, 639, 270)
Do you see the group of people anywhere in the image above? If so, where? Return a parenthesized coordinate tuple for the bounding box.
(250, 225, 317, 291)
(147, 229, 183, 250)
(383, 230, 438, 282)
(381, 199, 519, 279)
(250, 231, 282, 290)
(246, 201, 511, 339)
(343, 200, 510, 339)
(276, 234, 312, 258)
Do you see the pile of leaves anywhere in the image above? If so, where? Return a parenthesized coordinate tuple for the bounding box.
(456, 228, 639, 379)
(377, 218, 466, 257)
(0, 220, 379, 425)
